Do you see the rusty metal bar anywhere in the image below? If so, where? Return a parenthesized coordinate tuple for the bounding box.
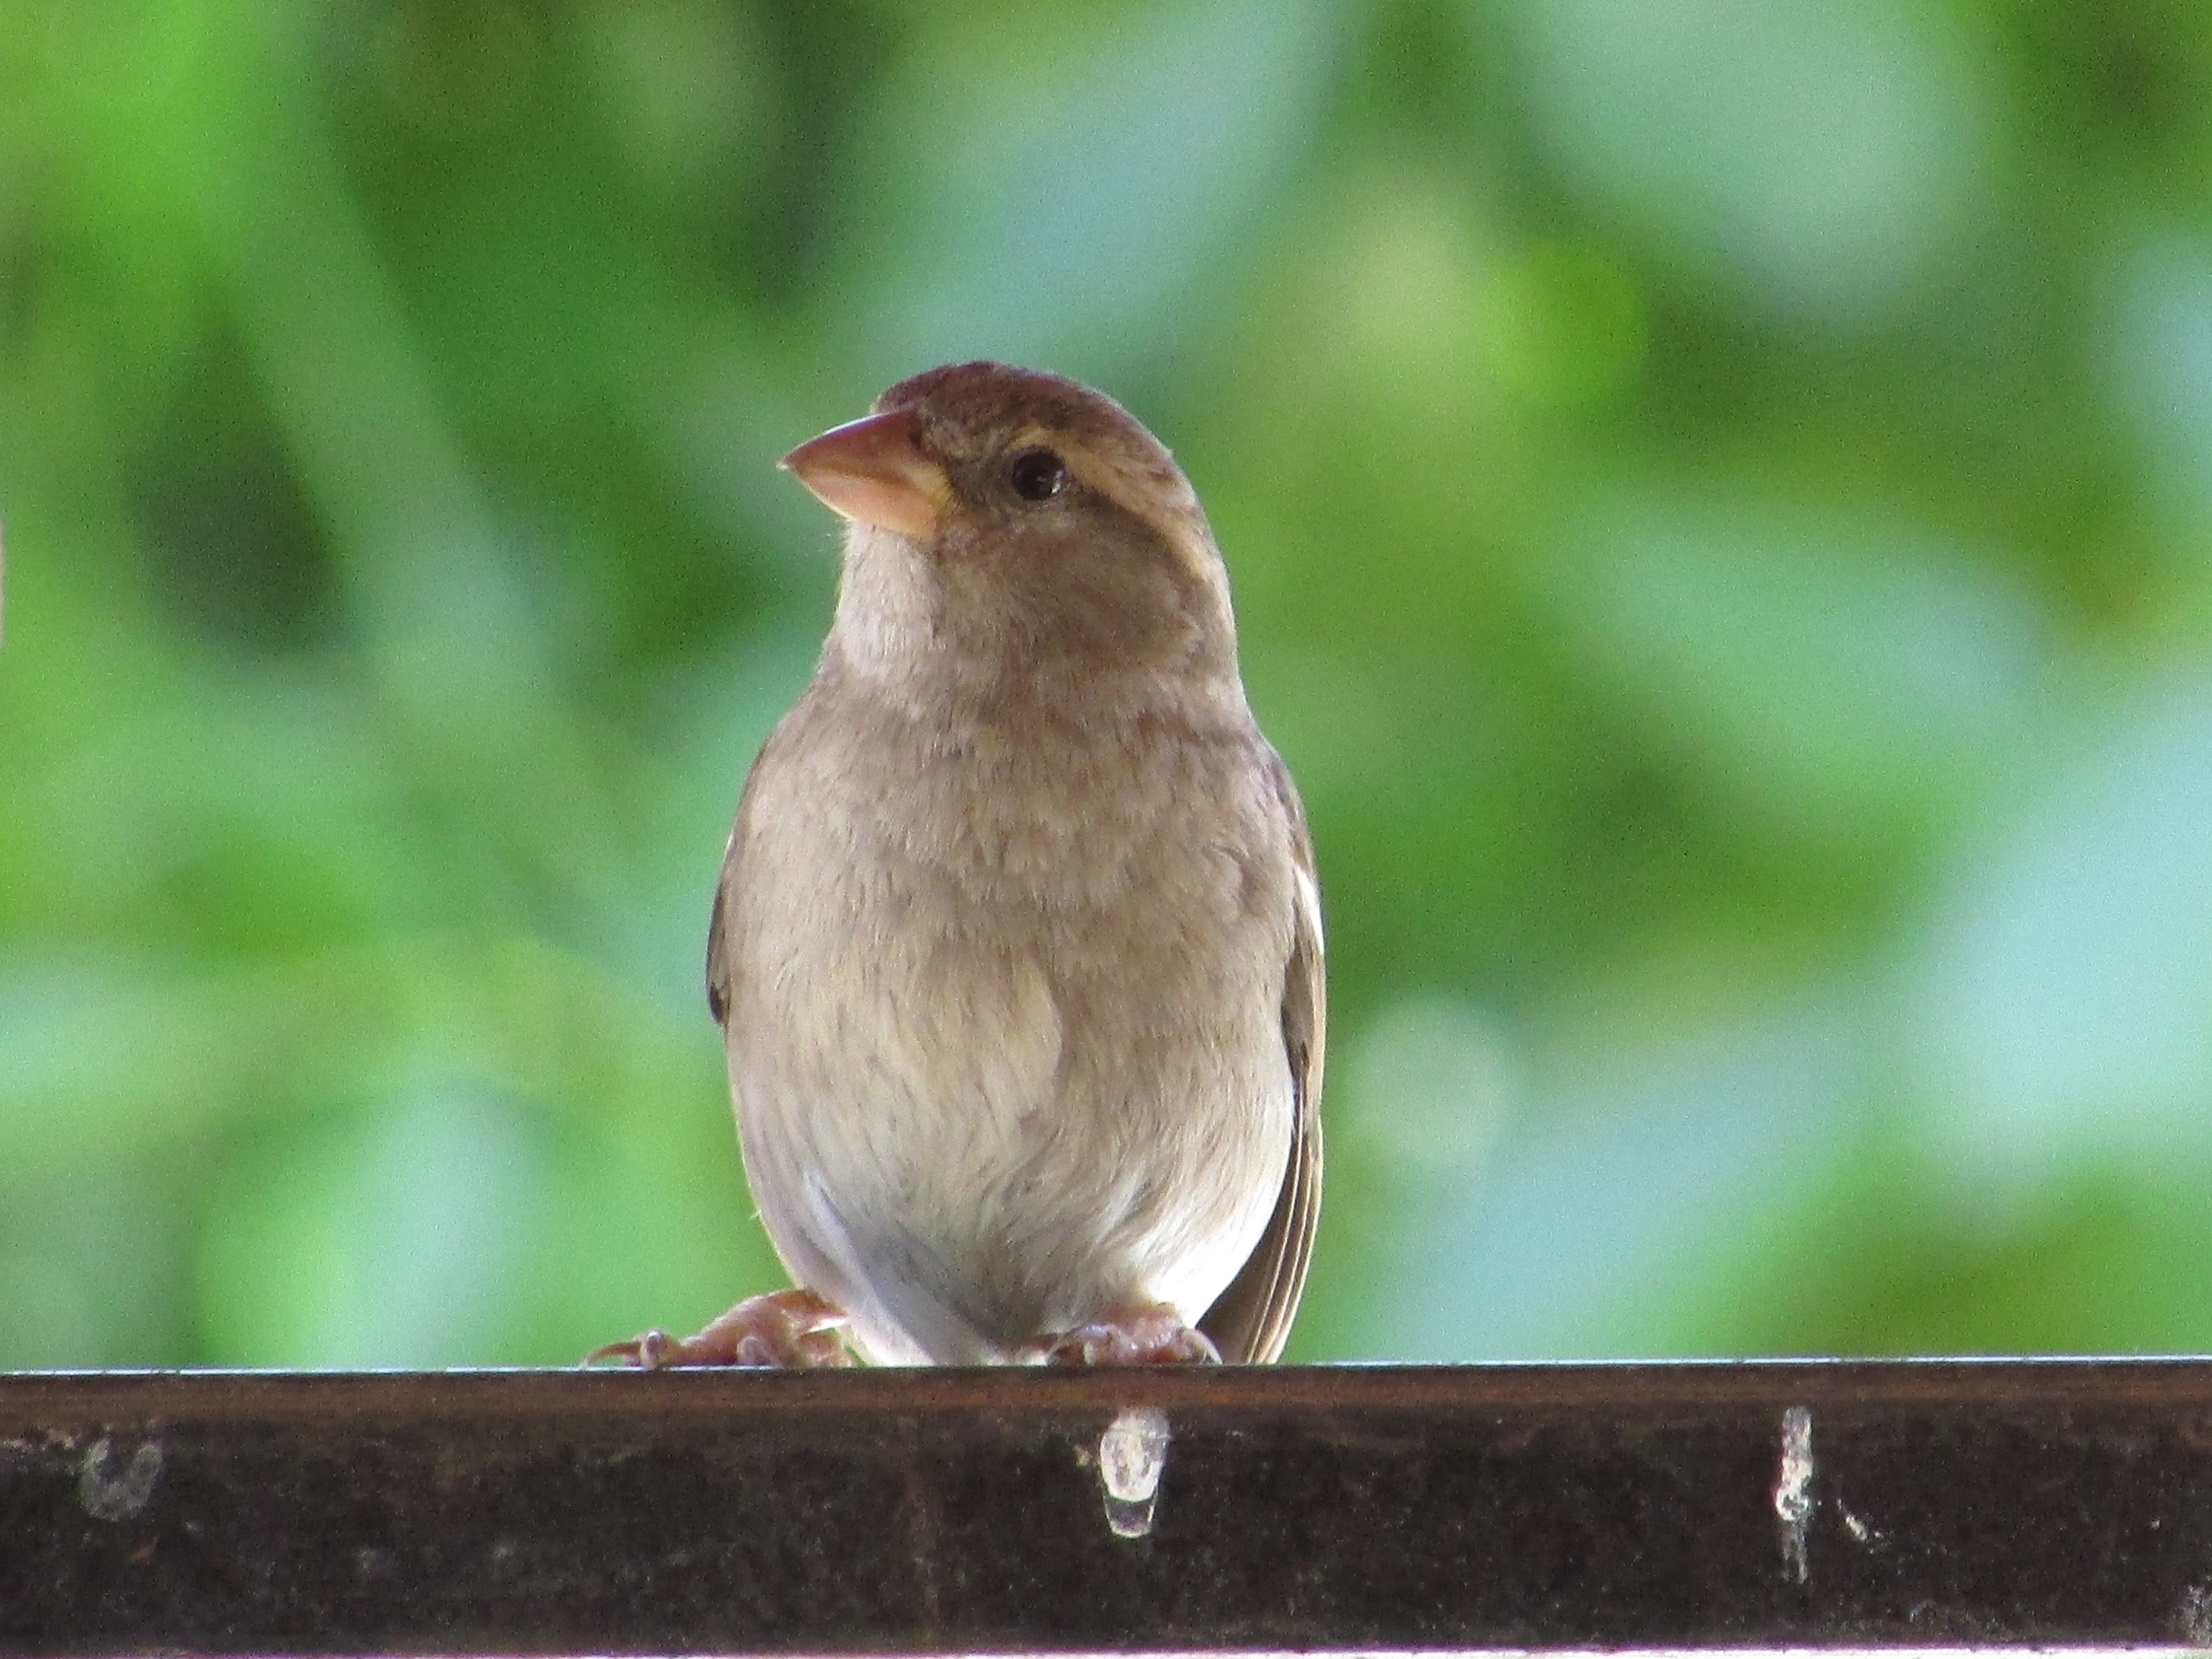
(4, 1360, 2211, 1653)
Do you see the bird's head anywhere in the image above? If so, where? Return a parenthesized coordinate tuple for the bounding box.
(783, 362, 1241, 702)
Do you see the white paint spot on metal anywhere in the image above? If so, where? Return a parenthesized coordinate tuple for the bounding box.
(77, 1436, 163, 1522)
(1839, 1504, 1876, 1545)
(1098, 1407, 1171, 1539)
(1772, 1405, 1815, 1583)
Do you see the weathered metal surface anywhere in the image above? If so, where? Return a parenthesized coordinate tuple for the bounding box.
(3, 1361, 2211, 1653)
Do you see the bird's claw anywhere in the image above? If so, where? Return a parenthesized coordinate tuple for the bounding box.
(1043, 1301, 1221, 1366)
(584, 1289, 856, 1369)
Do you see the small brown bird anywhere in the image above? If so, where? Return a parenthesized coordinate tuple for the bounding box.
(595, 362, 1323, 1367)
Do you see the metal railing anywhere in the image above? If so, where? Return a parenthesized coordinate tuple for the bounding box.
(4, 1360, 2209, 1653)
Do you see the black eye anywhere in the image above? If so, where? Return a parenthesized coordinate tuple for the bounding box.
(1008, 448, 1068, 502)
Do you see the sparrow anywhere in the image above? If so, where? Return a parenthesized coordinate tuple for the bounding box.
(593, 362, 1322, 1367)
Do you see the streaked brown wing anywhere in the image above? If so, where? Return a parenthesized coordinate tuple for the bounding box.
(707, 725, 789, 1030)
(705, 866, 733, 1027)
(1199, 751, 1325, 1364)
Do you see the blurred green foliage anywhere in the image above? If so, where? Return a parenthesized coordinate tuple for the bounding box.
(5, 0, 2212, 1366)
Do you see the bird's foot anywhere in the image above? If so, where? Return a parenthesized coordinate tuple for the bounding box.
(585, 1288, 856, 1369)
(1043, 1301, 1221, 1366)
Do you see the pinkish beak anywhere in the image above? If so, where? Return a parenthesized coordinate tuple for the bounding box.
(780, 408, 948, 541)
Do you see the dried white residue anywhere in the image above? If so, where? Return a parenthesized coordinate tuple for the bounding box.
(78, 1435, 163, 1522)
(2179, 1583, 2212, 1647)
(1098, 1407, 1171, 1539)
(1838, 1502, 1884, 1548)
(1772, 1405, 1815, 1583)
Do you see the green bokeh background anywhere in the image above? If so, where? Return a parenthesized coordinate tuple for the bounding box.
(5, 0, 2212, 1367)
